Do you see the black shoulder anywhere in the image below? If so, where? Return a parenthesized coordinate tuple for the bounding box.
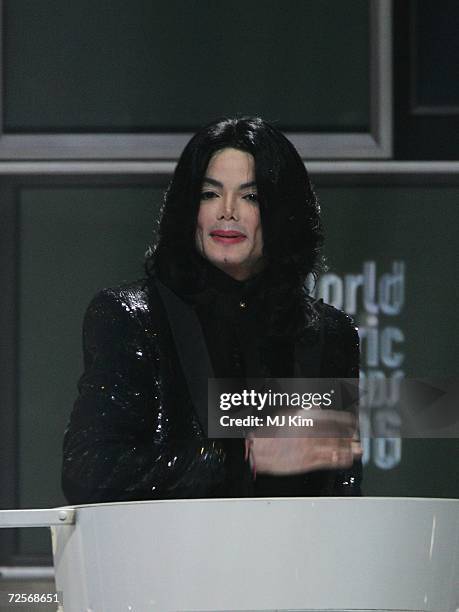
(316, 300, 360, 377)
(90, 278, 151, 316)
(82, 279, 157, 353)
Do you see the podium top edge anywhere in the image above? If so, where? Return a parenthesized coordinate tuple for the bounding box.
(53, 496, 459, 511)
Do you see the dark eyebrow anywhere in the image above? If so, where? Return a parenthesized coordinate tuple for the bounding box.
(239, 180, 257, 190)
(202, 177, 257, 190)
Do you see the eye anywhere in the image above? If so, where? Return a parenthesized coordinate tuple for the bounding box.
(200, 190, 218, 200)
(243, 192, 259, 203)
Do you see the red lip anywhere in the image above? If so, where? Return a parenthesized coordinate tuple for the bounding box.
(210, 230, 246, 237)
(209, 230, 246, 245)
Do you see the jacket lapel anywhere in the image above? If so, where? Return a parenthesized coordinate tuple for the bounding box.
(154, 278, 213, 434)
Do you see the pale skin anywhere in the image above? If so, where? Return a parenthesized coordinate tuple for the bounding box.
(195, 147, 264, 281)
(195, 147, 363, 474)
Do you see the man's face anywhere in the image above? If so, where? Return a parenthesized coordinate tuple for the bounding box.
(195, 147, 264, 281)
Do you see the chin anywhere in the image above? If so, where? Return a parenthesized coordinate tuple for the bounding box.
(213, 257, 245, 271)
(207, 247, 247, 267)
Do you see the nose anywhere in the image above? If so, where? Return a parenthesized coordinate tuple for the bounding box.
(218, 194, 239, 220)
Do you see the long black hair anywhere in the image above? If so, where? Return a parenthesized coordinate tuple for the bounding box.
(145, 116, 325, 339)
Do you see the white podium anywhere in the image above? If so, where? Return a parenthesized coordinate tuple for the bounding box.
(1, 498, 458, 612)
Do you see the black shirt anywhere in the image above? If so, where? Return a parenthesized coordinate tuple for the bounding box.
(188, 263, 328, 496)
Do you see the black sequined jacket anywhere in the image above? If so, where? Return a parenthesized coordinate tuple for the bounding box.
(62, 276, 362, 504)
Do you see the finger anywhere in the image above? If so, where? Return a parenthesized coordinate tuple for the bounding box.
(306, 410, 357, 437)
(342, 444, 355, 466)
(339, 438, 362, 462)
(305, 443, 350, 471)
(322, 437, 347, 453)
(318, 437, 353, 451)
(324, 439, 357, 469)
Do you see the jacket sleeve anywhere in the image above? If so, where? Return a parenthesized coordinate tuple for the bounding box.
(324, 310, 363, 496)
(62, 288, 225, 504)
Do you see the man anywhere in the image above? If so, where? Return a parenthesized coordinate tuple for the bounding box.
(62, 117, 362, 504)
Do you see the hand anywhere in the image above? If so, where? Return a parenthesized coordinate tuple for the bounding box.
(245, 409, 363, 475)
